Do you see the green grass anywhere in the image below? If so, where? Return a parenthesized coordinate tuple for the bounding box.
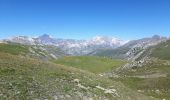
(151, 40, 170, 60)
(54, 56, 126, 74)
(93, 47, 130, 59)
(0, 43, 29, 55)
(113, 76, 170, 100)
(0, 52, 153, 100)
(0, 43, 66, 61)
(113, 60, 170, 100)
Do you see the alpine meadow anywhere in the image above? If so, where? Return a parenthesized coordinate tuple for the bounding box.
(0, 0, 170, 100)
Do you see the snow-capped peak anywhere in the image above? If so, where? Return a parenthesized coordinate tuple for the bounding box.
(9, 36, 35, 45)
(90, 36, 125, 46)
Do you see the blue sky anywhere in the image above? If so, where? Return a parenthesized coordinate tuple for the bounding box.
(0, 0, 170, 40)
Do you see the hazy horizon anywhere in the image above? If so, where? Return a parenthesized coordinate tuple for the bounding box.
(0, 33, 169, 41)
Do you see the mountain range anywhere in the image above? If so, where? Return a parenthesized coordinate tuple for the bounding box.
(4, 34, 126, 55)
(92, 35, 168, 60)
(3, 34, 169, 59)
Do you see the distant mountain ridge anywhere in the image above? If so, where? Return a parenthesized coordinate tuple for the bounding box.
(3, 34, 169, 57)
(4, 34, 126, 55)
(92, 35, 169, 60)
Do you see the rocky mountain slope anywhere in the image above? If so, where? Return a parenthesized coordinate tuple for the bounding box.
(93, 35, 168, 60)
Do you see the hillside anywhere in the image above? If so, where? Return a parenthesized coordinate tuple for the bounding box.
(131, 39, 170, 62)
(93, 35, 168, 61)
(112, 59, 170, 100)
(150, 40, 170, 60)
(0, 42, 29, 55)
(107, 39, 170, 100)
(90, 47, 130, 59)
(54, 56, 126, 74)
(0, 52, 154, 100)
(0, 42, 66, 60)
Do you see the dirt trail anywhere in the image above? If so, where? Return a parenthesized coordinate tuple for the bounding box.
(130, 73, 167, 78)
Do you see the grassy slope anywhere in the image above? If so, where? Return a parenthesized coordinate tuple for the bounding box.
(150, 40, 170, 60)
(0, 52, 153, 100)
(113, 40, 170, 99)
(54, 56, 126, 74)
(0, 43, 29, 55)
(113, 59, 170, 100)
(93, 47, 130, 59)
(0, 43, 66, 60)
